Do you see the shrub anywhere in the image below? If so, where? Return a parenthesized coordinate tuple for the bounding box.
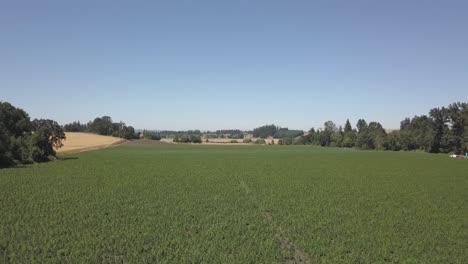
(273, 129, 304, 139)
(243, 138, 252, 143)
(254, 139, 266, 144)
(293, 137, 305, 145)
(230, 140, 238, 143)
(143, 130, 161, 140)
(190, 135, 202, 143)
(283, 138, 294, 145)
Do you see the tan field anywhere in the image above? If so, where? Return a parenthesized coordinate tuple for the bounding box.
(57, 132, 127, 154)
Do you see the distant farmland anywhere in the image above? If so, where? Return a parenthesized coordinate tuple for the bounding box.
(1, 144, 467, 263)
(57, 132, 127, 154)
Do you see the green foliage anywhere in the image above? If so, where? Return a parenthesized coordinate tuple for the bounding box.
(173, 134, 202, 143)
(0, 102, 65, 167)
(293, 137, 305, 145)
(191, 135, 202, 143)
(142, 130, 161, 140)
(160, 130, 202, 139)
(69, 116, 139, 140)
(216, 129, 244, 139)
(254, 139, 266, 144)
(384, 131, 402, 151)
(63, 121, 87, 132)
(282, 137, 294, 145)
(1, 145, 467, 262)
(399, 116, 434, 151)
(230, 140, 238, 143)
(242, 138, 252, 143)
(248, 103, 468, 153)
(30, 119, 66, 161)
(273, 129, 304, 139)
(253, 124, 278, 138)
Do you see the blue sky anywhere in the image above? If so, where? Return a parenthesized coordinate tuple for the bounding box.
(1, 0, 467, 131)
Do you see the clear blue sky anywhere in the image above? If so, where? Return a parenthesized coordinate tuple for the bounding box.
(1, 0, 467, 131)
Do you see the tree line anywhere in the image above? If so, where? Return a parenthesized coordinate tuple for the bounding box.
(157, 130, 201, 138)
(252, 125, 304, 139)
(1, 102, 66, 167)
(173, 134, 202, 143)
(141, 130, 161, 140)
(64, 116, 139, 140)
(277, 102, 467, 154)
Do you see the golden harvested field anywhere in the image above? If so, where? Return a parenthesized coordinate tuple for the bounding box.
(56, 132, 127, 154)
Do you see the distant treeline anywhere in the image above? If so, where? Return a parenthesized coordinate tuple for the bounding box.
(141, 130, 161, 140)
(203, 129, 245, 139)
(215, 129, 244, 139)
(158, 130, 244, 139)
(173, 134, 202, 143)
(252, 125, 304, 139)
(158, 130, 201, 138)
(276, 102, 468, 154)
(64, 116, 139, 140)
(1, 102, 66, 167)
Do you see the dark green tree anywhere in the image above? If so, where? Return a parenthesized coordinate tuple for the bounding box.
(30, 119, 66, 161)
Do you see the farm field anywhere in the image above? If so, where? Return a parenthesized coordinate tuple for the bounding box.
(0, 144, 467, 263)
(56, 132, 127, 154)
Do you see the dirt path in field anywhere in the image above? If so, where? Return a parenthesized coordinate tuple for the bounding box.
(239, 180, 312, 263)
(56, 132, 127, 154)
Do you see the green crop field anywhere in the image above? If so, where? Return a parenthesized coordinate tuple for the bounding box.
(1, 144, 467, 263)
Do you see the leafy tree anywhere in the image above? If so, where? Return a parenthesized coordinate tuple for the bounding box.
(0, 102, 32, 137)
(293, 137, 305, 145)
(319, 121, 337, 146)
(356, 119, 371, 149)
(282, 137, 294, 145)
(190, 135, 202, 143)
(273, 129, 304, 139)
(254, 139, 266, 144)
(143, 130, 161, 140)
(368, 122, 387, 150)
(118, 126, 137, 140)
(63, 121, 88, 132)
(385, 131, 401, 151)
(446, 102, 468, 154)
(253, 124, 279, 138)
(428, 107, 448, 153)
(399, 116, 434, 151)
(30, 119, 66, 161)
(243, 138, 253, 143)
(0, 124, 13, 165)
(356, 119, 368, 132)
(344, 119, 352, 133)
(173, 134, 202, 143)
(342, 120, 357, 148)
(330, 126, 344, 147)
(216, 129, 244, 139)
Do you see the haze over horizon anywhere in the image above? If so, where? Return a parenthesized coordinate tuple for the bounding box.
(2, 1, 467, 131)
